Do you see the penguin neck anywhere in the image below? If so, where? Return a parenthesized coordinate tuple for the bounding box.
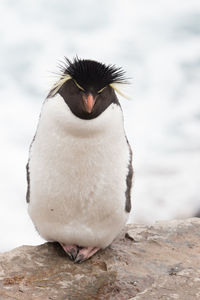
(41, 94, 124, 139)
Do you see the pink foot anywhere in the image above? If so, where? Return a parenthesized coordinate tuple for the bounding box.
(74, 246, 100, 263)
(60, 243, 78, 260)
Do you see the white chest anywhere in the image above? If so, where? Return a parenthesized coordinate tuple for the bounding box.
(28, 95, 130, 248)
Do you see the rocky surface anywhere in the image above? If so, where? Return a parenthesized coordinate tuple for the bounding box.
(1, 218, 200, 300)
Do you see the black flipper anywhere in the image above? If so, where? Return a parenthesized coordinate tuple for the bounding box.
(125, 140, 133, 213)
(26, 161, 30, 203)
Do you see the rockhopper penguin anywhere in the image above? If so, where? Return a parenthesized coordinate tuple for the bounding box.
(27, 57, 133, 263)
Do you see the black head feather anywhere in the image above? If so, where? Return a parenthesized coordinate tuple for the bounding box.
(60, 57, 127, 92)
(48, 57, 128, 120)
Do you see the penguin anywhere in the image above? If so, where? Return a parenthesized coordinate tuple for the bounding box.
(26, 57, 133, 263)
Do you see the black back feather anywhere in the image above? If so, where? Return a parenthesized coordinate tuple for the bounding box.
(60, 57, 127, 92)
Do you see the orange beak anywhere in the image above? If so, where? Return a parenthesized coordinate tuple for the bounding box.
(83, 93, 95, 113)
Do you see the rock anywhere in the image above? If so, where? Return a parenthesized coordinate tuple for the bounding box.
(1, 218, 200, 299)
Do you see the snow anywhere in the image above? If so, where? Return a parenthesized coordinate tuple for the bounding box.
(1, 0, 200, 252)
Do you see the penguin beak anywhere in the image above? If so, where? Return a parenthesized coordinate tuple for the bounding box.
(82, 93, 96, 113)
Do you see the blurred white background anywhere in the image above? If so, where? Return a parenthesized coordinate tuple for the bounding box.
(1, 0, 200, 252)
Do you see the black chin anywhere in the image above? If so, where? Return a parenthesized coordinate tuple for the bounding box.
(58, 80, 119, 120)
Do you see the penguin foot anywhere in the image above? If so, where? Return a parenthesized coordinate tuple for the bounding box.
(60, 243, 78, 260)
(74, 246, 100, 263)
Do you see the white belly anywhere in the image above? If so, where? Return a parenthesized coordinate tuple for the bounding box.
(28, 95, 130, 248)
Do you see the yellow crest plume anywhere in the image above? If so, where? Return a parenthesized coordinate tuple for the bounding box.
(49, 74, 71, 97)
(109, 83, 130, 100)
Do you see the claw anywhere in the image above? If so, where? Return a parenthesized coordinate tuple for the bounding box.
(74, 247, 100, 263)
(74, 254, 84, 263)
(60, 243, 78, 261)
(70, 248, 78, 260)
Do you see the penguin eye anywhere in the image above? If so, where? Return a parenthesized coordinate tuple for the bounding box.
(97, 86, 106, 94)
(73, 80, 85, 92)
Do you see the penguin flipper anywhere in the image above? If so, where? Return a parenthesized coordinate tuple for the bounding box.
(26, 161, 30, 203)
(125, 140, 133, 213)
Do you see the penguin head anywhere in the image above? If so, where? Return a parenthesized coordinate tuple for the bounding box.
(48, 57, 127, 120)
